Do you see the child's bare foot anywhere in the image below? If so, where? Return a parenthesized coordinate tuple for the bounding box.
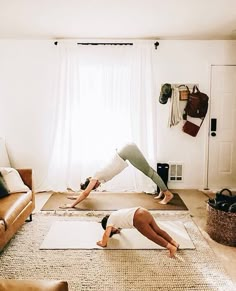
(166, 243, 177, 258)
(154, 192, 164, 199)
(171, 240, 180, 249)
(159, 191, 174, 204)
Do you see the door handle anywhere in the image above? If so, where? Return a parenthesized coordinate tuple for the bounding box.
(211, 118, 217, 136)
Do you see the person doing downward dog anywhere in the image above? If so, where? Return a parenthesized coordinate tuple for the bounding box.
(60, 143, 174, 209)
(97, 207, 179, 258)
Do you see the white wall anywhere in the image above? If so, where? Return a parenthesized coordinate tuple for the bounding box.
(154, 40, 236, 189)
(0, 40, 236, 190)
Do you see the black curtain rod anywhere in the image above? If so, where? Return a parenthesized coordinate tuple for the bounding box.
(77, 42, 133, 46)
(54, 41, 159, 49)
(54, 41, 132, 46)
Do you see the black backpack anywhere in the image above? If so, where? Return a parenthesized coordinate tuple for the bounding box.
(183, 85, 209, 120)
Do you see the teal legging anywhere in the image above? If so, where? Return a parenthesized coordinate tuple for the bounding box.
(117, 143, 167, 191)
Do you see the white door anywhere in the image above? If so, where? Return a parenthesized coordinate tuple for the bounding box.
(208, 65, 236, 190)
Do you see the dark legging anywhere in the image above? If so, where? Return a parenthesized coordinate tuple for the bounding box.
(118, 143, 167, 191)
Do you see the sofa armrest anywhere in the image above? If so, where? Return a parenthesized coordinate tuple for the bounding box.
(16, 169, 33, 190)
(0, 279, 69, 291)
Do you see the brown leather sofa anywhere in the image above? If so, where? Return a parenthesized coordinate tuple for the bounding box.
(0, 169, 35, 252)
(0, 279, 68, 291)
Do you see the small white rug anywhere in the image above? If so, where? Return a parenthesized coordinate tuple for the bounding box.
(40, 220, 195, 250)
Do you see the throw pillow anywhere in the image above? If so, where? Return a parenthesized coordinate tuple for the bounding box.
(0, 172, 10, 198)
(0, 167, 29, 193)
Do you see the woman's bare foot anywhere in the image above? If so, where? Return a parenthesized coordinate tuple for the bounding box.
(166, 243, 177, 258)
(159, 191, 174, 204)
(154, 192, 164, 199)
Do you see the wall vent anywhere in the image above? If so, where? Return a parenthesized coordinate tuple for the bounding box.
(169, 163, 183, 182)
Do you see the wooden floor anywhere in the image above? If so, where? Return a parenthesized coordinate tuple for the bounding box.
(35, 189, 236, 286)
(175, 189, 236, 286)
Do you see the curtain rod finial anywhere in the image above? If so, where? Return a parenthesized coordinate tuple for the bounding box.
(154, 41, 159, 49)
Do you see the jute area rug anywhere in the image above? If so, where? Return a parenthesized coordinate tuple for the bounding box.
(41, 192, 188, 211)
(0, 211, 234, 291)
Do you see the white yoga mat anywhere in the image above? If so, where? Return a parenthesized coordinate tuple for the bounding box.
(40, 220, 195, 250)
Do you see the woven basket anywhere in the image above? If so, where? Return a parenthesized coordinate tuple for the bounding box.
(206, 203, 236, 246)
(178, 85, 190, 101)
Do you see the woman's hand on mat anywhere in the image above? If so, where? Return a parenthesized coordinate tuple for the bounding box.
(67, 196, 78, 200)
(96, 241, 107, 247)
(59, 204, 74, 209)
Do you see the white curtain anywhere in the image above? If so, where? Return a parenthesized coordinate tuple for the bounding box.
(38, 41, 157, 193)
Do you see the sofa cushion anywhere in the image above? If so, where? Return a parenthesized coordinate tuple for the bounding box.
(0, 172, 10, 198)
(0, 191, 32, 230)
(0, 168, 29, 193)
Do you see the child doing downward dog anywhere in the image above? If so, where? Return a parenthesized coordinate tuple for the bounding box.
(97, 207, 179, 258)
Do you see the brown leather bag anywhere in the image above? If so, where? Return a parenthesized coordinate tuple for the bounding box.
(183, 85, 209, 119)
(182, 119, 203, 137)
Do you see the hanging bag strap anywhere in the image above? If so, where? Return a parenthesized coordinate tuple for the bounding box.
(192, 85, 200, 93)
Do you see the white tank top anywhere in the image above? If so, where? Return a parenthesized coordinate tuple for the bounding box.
(93, 152, 128, 183)
(106, 207, 140, 229)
